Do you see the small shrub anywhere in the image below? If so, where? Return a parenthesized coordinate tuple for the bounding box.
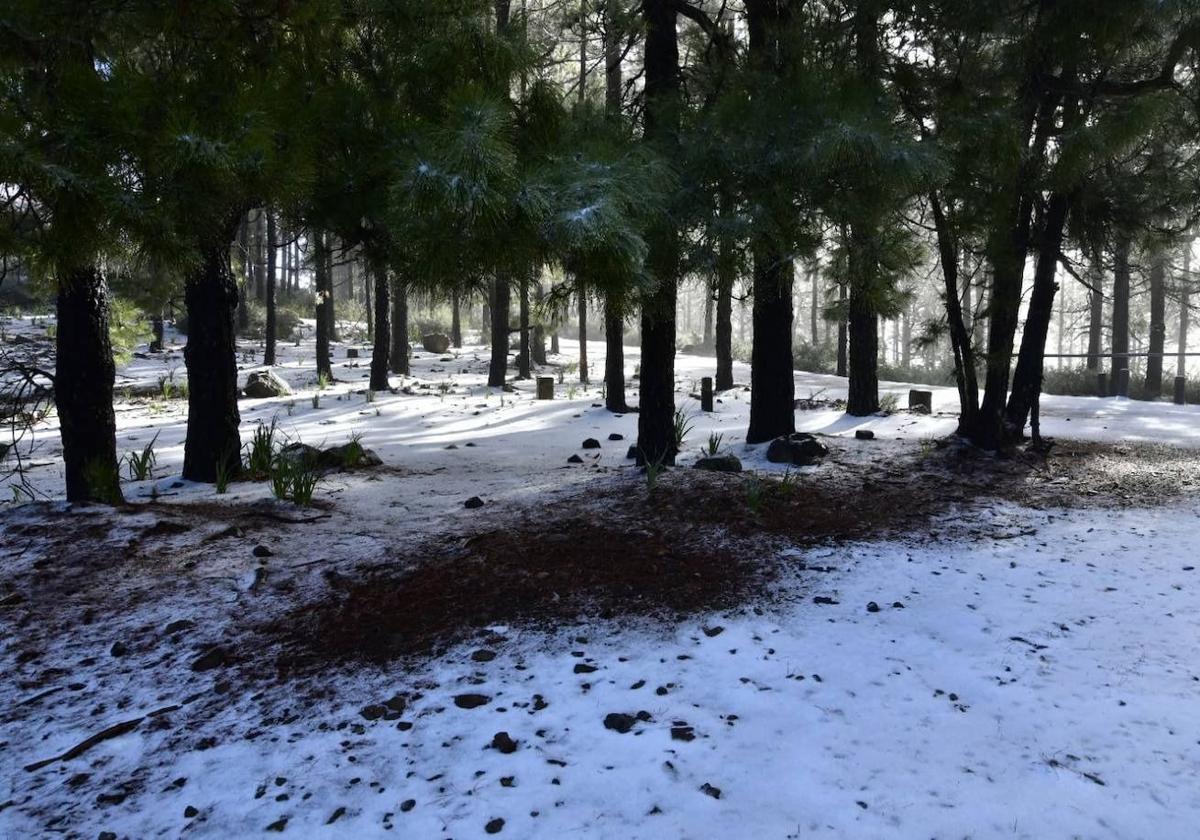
(672, 407, 694, 452)
(342, 433, 365, 469)
(706, 432, 724, 456)
(124, 432, 159, 481)
(644, 454, 665, 493)
(879, 393, 899, 413)
(246, 418, 278, 477)
(269, 456, 320, 506)
(214, 454, 234, 494)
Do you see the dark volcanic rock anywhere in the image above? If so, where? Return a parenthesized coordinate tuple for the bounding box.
(454, 693, 491, 709)
(581, 438, 602, 449)
(464, 496, 485, 509)
(490, 731, 519, 753)
(693, 454, 742, 473)
(765, 433, 829, 466)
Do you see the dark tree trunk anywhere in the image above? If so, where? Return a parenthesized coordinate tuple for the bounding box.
(1145, 253, 1166, 397)
(845, 230, 878, 415)
(1110, 236, 1131, 394)
(365, 271, 374, 341)
(1180, 246, 1191, 376)
(747, 245, 795, 442)
(714, 193, 735, 391)
(810, 264, 820, 344)
(577, 287, 589, 383)
(517, 277, 531, 379)
(451, 290, 463, 348)
(253, 209, 266, 301)
(264, 210, 278, 366)
(369, 257, 391, 391)
(929, 191, 978, 432)
(150, 315, 164, 353)
(604, 299, 629, 411)
(836, 280, 848, 377)
(532, 282, 548, 365)
(1004, 191, 1070, 437)
(1086, 260, 1103, 370)
(183, 218, 243, 482)
(635, 0, 680, 466)
(488, 277, 510, 387)
(326, 241, 339, 342)
(702, 281, 714, 349)
(314, 232, 333, 382)
(390, 277, 409, 375)
(56, 265, 122, 504)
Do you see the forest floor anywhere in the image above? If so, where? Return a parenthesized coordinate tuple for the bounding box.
(2, 315, 1200, 838)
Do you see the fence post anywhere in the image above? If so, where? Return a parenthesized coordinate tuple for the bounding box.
(701, 377, 714, 412)
(1175, 376, 1187, 405)
(1117, 368, 1130, 398)
(1097, 372, 1108, 397)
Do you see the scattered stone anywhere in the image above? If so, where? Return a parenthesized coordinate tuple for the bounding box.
(445, 443, 459, 450)
(384, 694, 407, 714)
(184, 805, 199, 818)
(165, 619, 193, 635)
(243, 370, 293, 399)
(266, 817, 288, 832)
(326, 806, 346, 825)
(454, 694, 491, 709)
(485, 818, 505, 834)
(703, 626, 724, 637)
(603, 713, 638, 734)
(694, 454, 742, 473)
(110, 641, 128, 657)
(812, 596, 839, 606)
(699, 782, 722, 800)
(608, 433, 624, 441)
(252, 544, 273, 558)
(464, 496, 485, 509)
(422, 333, 451, 353)
(567, 454, 584, 464)
(360, 704, 388, 721)
(490, 732, 518, 754)
(582, 438, 601, 449)
(625, 445, 638, 460)
(573, 663, 597, 674)
(766, 432, 829, 466)
(670, 726, 696, 742)
(400, 799, 416, 813)
(892, 601, 905, 609)
(866, 601, 880, 613)
(471, 649, 497, 662)
(190, 646, 228, 672)
(855, 429, 875, 440)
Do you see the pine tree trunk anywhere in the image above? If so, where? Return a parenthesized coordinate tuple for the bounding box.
(183, 218, 243, 482)
(264, 210, 278, 365)
(577, 287, 589, 383)
(56, 265, 123, 504)
(846, 232, 878, 416)
(635, 0, 680, 466)
(1110, 236, 1131, 394)
(604, 300, 628, 411)
(1004, 191, 1069, 436)
(365, 272, 374, 341)
(702, 281, 714, 350)
(714, 193, 735, 391)
(930, 193, 978, 433)
(532, 282, 548, 365)
(810, 264, 820, 344)
(451, 290, 463, 347)
(1180, 246, 1191, 377)
(315, 231, 333, 382)
(326, 240, 339, 342)
(488, 277, 510, 387)
(836, 280, 848, 377)
(747, 244, 795, 442)
(1145, 253, 1166, 397)
(517, 278, 531, 379)
(390, 276, 410, 375)
(1086, 262, 1103, 370)
(369, 256, 391, 391)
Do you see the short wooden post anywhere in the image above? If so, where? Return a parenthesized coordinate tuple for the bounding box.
(1117, 367, 1130, 398)
(346, 348, 359, 359)
(1097, 372, 1108, 397)
(1175, 375, 1187, 405)
(908, 389, 933, 413)
(701, 377, 714, 412)
(536, 376, 555, 400)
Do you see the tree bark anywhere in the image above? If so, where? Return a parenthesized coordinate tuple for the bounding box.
(451, 290, 463, 348)
(1110, 235, 1131, 394)
(577, 286, 589, 383)
(1180, 245, 1191, 377)
(929, 192, 977, 431)
(56, 265, 122, 503)
(369, 256, 391, 391)
(488, 277, 510, 387)
(714, 193, 735, 391)
(314, 231, 333, 382)
(264, 209, 278, 366)
(1086, 259, 1103, 370)
(845, 229, 878, 415)
(1004, 190, 1070, 437)
(636, 0, 680, 466)
(517, 277, 531, 379)
(1145, 252, 1166, 397)
(532, 282, 548, 365)
(747, 245, 795, 441)
(604, 300, 629, 411)
(836, 279, 848, 377)
(390, 276, 410, 375)
(183, 217, 243, 482)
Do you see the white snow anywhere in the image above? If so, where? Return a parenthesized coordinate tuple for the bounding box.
(2, 314, 1200, 838)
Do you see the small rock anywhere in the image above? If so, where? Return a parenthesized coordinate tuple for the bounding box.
(360, 704, 387, 721)
(866, 601, 880, 613)
(855, 429, 875, 440)
(608, 433, 624, 441)
(422, 333, 451, 353)
(252, 544, 273, 558)
(471, 649, 497, 662)
(625, 445, 638, 460)
(184, 805, 199, 818)
(485, 817, 505, 834)
(813, 596, 839, 606)
(266, 817, 288, 832)
(400, 799, 415, 812)
(581, 438, 601, 449)
(603, 712, 638, 733)
(454, 693, 491, 709)
(573, 663, 597, 674)
(892, 601, 905, 609)
(243, 370, 292, 399)
(110, 641, 128, 657)
(491, 731, 519, 754)
(165, 619, 194, 635)
(567, 454, 584, 464)
(703, 626, 724, 637)
(766, 433, 829, 466)
(464, 496, 485, 509)
(699, 782, 722, 799)
(190, 646, 227, 672)
(384, 694, 407, 713)
(670, 726, 695, 742)
(694, 454, 742, 473)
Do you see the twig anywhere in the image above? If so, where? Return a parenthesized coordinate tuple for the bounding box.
(23, 704, 180, 772)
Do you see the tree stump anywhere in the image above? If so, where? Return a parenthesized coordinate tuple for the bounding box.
(1175, 375, 1187, 405)
(1118, 367, 1130, 398)
(1097, 372, 1108, 397)
(536, 376, 554, 400)
(908, 389, 933, 414)
(701, 377, 714, 412)
(346, 348, 359, 359)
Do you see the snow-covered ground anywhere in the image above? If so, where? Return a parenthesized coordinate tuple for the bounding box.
(2, 315, 1200, 838)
